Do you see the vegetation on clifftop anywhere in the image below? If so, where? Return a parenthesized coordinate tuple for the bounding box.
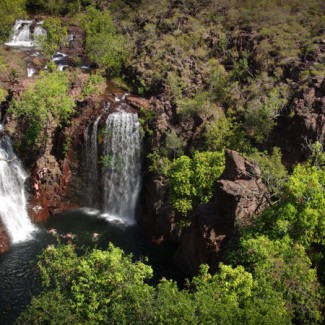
(10, 70, 75, 154)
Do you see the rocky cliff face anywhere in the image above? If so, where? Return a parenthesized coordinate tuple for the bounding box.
(274, 76, 325, 165)
(175, 150, 268, 276)
(137, 96, 217, 243)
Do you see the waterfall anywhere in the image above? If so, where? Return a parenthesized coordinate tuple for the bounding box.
(0, 134, 36, 243)
(27, 67, 35, 78)
(84, 115, 102, 206)
(101, 110, 141, 225)
(5, 20, 45, 48)
(34, 25, 47, 41)
(5, 20, 34, 47)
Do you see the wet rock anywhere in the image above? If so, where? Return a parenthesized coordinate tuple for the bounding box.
(175, 149, 268, 276)
(0, 219, 10, 254)
(137, 176, 182, 244)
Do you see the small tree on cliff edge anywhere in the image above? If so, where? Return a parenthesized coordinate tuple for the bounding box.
(10, 69, 74, 154)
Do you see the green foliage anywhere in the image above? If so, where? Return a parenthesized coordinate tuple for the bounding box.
(165, 71, 186, 103)
(147, 151, 171, 176)
(206, 58, 228, 101)
(233, 235, 324, 323)
(18, 243, 294, 324)
(100, 154, 123, 172)
(167, 151, 225, 215)
(167, 155, 193, 215)
(309, 141, 325, 168)
(191, 263, 291, 324)
(78, 6, 129, 77)
(10, 70, 74, 148)
(255, 163, 325, 247)
(0, 88, 8, 102)
(0, 0, 26, 42)
(249, 147, 288, 199)
(63, 135, 72, 155)
(177, 92, 215, 117)
(18, 244, 154, 324)
(81, 72, 106, 97)
(243, 87, 287, 144)
(0, 55, 6, 75)
(204, 110, 233, 151)
(164, 129, 185, 158)
(38, 18, 68, 58)
(17, 289, 79, 324)
(138, 107, 156, 136)
(280, 164, 325, 245)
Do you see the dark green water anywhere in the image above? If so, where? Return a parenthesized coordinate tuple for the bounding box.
(0, 209, 183, 324)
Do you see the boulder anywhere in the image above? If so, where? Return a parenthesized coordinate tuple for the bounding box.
(126, 95, 150, 111)
(175, 149, 268, 276)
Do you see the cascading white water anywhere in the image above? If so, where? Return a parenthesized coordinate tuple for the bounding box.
(84, 115, 102, 206)
(101, 110, 141, 225)
(5, 20, 46, 48)
(5, 20, 34, 47)
(27, 67, 35, 78)
(34, 24, 47, 40)
(0, 134, 36, 243)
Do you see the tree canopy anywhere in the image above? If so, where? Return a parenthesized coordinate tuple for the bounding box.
(18, 243, 296, 324)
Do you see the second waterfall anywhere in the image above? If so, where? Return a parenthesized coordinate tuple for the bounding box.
(84, 109, 141, 225)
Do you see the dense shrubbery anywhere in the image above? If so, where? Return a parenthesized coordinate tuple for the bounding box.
(37, 18, 68, 58)
(76, 6, 129, 77)
(167, 151, 225, 215)
(0, 0, 26, 42)
(17, 243, 297, 324)
(255, 163, 325, 246)
(81, 72, 106, 97)
(248, 147, 288, 199)
(9, 70, 74, 150)
(0, 87, 7, 102)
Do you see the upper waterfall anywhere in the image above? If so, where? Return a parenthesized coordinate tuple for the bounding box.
(5, 20, 46, 48)
(0, 134, 37, 243)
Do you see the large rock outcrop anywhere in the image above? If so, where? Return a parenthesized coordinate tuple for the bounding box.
(175, 149, 268, 276)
